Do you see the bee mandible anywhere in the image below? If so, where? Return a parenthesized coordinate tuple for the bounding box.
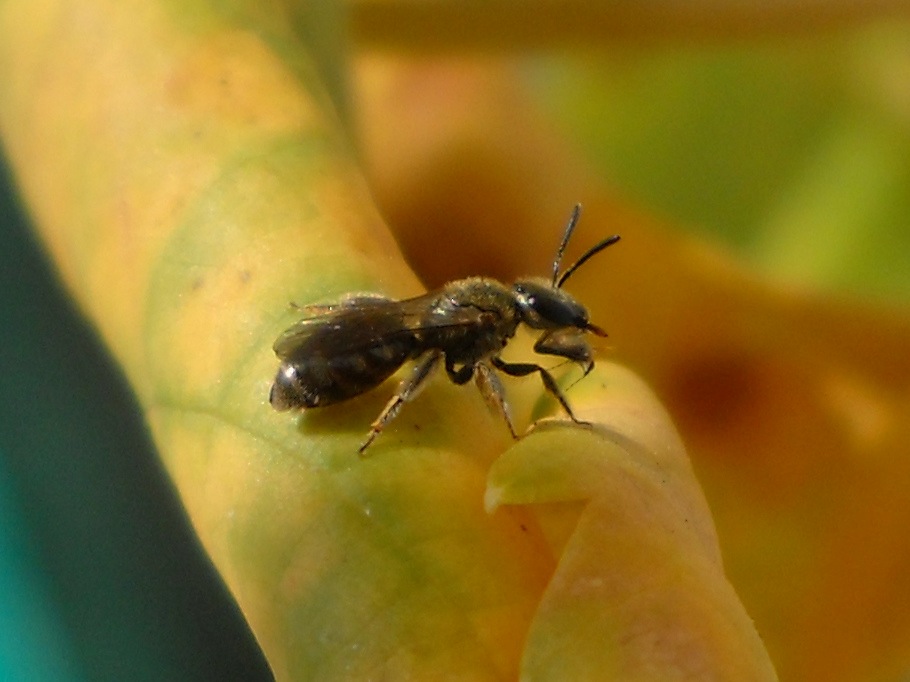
(270, 204, 620, 455)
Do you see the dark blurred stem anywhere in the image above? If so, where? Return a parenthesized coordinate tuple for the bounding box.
(350, 0, 910, 52)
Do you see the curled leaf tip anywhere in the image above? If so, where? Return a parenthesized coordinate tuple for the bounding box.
(484, 484, 504, 514)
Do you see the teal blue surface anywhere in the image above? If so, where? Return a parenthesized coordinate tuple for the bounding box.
(0, 449, 83, 681)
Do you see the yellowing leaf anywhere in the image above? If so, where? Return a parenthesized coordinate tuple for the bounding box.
(488, 366, 777, 681)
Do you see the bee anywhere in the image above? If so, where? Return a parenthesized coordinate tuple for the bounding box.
(270, 205, 620, 455)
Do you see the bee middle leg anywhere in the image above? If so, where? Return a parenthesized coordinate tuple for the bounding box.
(445, 360, 517, 440)
(359, 350, 442, 456)
(446, 358, 518, 440)
(490, 356, 587, 425)
(445, 360, 474, 385)
(474, 362, 518, 440)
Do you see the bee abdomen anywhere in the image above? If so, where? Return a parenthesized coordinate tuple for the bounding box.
(270, 338, 415, 411)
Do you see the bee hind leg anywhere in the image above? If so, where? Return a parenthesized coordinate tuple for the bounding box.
(359, 351, 442, 456)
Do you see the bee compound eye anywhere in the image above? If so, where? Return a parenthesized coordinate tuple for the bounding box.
(531, 290, 583, 328)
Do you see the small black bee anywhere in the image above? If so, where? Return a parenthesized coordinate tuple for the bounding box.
(270, 205, 620, 454)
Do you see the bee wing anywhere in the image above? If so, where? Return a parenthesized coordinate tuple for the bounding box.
(396, 292, 489, 331)
(272, 290, 490, 359)
(287, 293, 395, 318)
(272, 296, 408, 358)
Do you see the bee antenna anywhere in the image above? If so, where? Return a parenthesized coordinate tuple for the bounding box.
(557, 234, 621, 289)
(552, 204, 583, 287)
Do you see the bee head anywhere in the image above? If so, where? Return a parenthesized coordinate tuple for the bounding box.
(512, 279, 607, 337)
(511, 204, 618, 337)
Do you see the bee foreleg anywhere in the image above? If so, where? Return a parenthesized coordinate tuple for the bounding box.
(474, 362, 518, 440)
(533, 330, 594, 375)
(359, 350, 442, 456)
(490, 356, 588, 426)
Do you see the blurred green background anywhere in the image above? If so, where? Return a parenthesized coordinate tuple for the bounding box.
(532, 21, 910, 304)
